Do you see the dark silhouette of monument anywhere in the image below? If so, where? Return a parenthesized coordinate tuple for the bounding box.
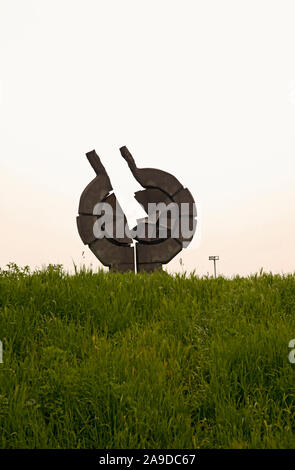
(77, 146, 197, 272)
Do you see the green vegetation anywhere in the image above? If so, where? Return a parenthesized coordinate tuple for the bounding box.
(0, 263, 295, 448)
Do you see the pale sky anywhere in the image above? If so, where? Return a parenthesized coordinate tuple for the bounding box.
(1, 0, 295, 277)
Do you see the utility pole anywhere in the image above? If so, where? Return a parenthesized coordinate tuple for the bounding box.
(209, 255, 219, 278)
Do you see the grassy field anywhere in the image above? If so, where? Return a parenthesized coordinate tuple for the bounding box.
(0, 263, 295, 449)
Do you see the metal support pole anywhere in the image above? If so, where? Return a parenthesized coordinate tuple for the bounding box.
(209, 256, 219, 278)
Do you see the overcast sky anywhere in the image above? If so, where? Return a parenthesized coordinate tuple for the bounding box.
(1, 0, 295, 276)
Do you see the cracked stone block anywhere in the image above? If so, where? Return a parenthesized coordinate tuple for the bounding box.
(172, 188, 197, 217)
(134, 188, 172, 214)
(120, 146, 183, 197)
(111, 264, 135, 272)
(78, 176, 112, 215)
(136, 238, 182, 264)
(76, 215, 98, 245)
(89, 238, 134, 267)
(137, 263, 163, 273)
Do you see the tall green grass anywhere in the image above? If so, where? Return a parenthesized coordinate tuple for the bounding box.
(0, 263, 294, 448)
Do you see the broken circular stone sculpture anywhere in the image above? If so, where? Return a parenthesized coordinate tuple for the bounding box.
(76, 146, 197, 272)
